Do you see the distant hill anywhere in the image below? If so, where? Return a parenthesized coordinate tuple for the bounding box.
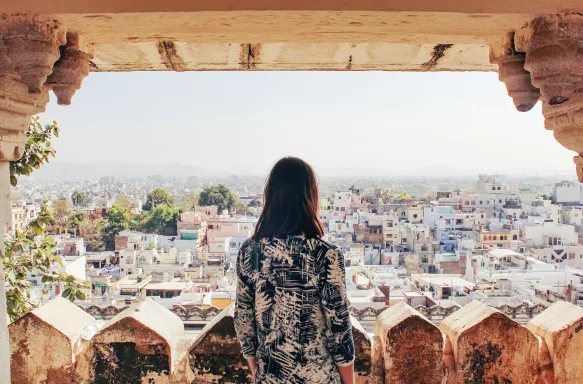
(29, 161, 574, 180)
(31, 161, 218, 180)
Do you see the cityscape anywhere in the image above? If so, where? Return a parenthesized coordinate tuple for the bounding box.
(4, 0, 583, 381)
(10, 171, 583, 335)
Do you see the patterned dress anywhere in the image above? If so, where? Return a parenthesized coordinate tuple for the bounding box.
(234, 235, 355, 384)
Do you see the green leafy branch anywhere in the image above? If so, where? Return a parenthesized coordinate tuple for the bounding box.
(9, 116, 59, 186)
(3, 203, 88, 321)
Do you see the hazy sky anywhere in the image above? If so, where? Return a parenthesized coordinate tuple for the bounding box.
(40, 71, 573, 176)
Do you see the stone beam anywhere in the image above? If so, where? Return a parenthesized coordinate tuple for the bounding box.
(3, 0, 583, 72)
(2, 0, 582, 15)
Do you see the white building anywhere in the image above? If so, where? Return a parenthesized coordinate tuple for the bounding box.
(333, 191, 352, 213)
(524, 222, 578, 248)
(553, 181, 582, 205)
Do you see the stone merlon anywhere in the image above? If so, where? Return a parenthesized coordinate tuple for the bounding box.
(8, 298, 583, 383)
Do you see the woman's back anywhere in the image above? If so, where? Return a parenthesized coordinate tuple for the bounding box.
(234, 235, 354, 384)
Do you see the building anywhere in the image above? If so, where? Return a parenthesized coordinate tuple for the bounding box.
(553, 181, 582, 205)
(524, 222, 578, 248)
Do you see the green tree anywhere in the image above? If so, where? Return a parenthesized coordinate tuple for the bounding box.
(115, 194, 131, 209)
(103, 203, 133, 249)
(142, 188, 175, 211)
(5, 117, 87, 321)
(395, 191, 410, 200)
(68, 211, 86, 237)
(71, 190, 86, 208)
(9, 116, 59, 186)
(199, 184, 241, 212)
(78, 217, 106, 251)
(3, 204, 88, 321)
(141, 204, 179, 235)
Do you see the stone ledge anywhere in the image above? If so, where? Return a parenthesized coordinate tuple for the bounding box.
(9, 298, 583, 383)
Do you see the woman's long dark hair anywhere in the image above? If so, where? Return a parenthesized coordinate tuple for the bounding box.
(253, 157, 324, 240)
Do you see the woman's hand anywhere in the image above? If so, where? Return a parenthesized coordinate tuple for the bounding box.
(247, 358, 257, 379)
(337, 363, 355, 384)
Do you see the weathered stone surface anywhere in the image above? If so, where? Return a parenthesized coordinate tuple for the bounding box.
(493, 46, 540, 112)
(517, 15, 583, 105)
(92, 298, 188, 383)
(440, 300, 539, 384)
(351, 316, 372, 383)
(515, 14, 583, 181)
(0, 17, 59, 144)
(46, 32, 92, 105)
(0, 15, 66, 93)
(373, 302, 444, 384)
(528, 301, 583, 384)
(541, 92, 583, 182)
(534, 335, 555, 384)
(0, 76, 49, 136)
(189, 305, 252, 383)
(8, 297, 95, 384)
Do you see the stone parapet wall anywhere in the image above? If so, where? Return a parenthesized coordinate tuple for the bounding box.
(8, 298, 583, 383)
(82, 302, 543, 324)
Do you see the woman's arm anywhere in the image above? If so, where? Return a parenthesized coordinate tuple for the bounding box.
(246, 357, 257, 378)
(337, 363, 355, 384)
(319, 247, 356, 384)
(234, 244, 258, 365)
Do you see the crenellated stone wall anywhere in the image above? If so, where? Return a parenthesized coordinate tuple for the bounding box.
(8, 298, 583, 383)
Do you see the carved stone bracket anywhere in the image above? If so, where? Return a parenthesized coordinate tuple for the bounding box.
(46, 32, 92, 105)
(491, 33, 540, 112)
(0, 15, 66, 94)
(517, 15, 583, 105)
(516, 15, 583, 181)
(0, 75, 49, 135)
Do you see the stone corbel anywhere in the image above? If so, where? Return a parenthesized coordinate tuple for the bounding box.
(0, 15, 64, 137)
(46, 32, 93, 106)
(0, 15, 66, 94)
(490, 33, 540, 112)
(515, 15, 583, 181)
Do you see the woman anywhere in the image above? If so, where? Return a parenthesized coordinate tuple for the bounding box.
(234, 157, 355, 384)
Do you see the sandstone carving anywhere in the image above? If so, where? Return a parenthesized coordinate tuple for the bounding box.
(520, 15, 583, 106)
(496, 53, 540, 112)
(0, 16, 66, 94)
(46, 32, 92, 105)
(516, 14, 583, 182)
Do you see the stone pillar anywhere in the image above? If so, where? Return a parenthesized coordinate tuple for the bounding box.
(514, 14, 583, 181)
(0, 76, 49, 383)
(0, 15, 90, 380)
